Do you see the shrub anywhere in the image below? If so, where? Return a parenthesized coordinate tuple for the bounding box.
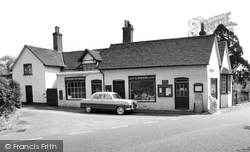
(0, 77, 21, 130)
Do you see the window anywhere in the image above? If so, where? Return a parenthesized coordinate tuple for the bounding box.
(92, 94, 102, 99)
(221, 75, 231, 94)
(92, 80, 102, 94)
(81, 63, 96, 71)
(104, 94, 112, 99)
(129, 75, 156, 102)
(65, 77, 86, 99)
(23, 64, 32, 75)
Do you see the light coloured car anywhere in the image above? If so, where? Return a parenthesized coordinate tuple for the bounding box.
(80, 92, 138, 115)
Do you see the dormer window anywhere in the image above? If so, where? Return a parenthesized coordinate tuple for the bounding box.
(77, 49, 102, 71)
(23, 64, 32, 75)
(82, 63, 96, 71)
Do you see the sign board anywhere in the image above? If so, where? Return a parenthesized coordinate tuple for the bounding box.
(188, 12, 237, 37)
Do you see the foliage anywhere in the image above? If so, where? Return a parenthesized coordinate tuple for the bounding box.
(0, 55, 16, 76)
(213, 24, 250, 84)
(0, 77, 21, 130)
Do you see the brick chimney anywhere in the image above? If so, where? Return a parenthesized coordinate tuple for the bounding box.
(53, 26, 63, 52)
(122, 20, 134, 43)
(199, 23, 206, 36)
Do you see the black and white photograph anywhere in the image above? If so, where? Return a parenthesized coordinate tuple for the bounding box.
(0, 0, 250, 151)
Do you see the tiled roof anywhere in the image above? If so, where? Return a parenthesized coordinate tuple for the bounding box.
(26, 45, 65, 67)
(99, 35, 216, 70)
(218, 41, 227, 61)
(62, 51, 84, 70)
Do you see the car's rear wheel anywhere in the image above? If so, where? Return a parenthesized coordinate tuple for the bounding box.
(116, 106, 125, 115)
(85, 106, 92, 113)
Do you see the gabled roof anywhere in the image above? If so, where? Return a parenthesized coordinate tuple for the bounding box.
(77, 48, 104, 62)
(218, 41, 227, 62)
(62, 50, 85, 70)
(99, 35, 216, 70)
(26, 45, 65, 67)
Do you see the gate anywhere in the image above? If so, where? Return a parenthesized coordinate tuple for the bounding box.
(47, 89, 58, 106)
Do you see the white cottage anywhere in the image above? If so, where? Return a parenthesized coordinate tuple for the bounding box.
(12, 27, 65, 103)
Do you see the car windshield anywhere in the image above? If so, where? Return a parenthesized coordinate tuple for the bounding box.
(112, 93, 122, 99)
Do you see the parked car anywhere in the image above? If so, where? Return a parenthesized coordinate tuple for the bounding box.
(80, 92, 138, 115)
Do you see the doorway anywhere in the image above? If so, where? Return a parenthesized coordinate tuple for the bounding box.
(25, 85, 33, 104)
(113, 80, 125, 99)
(175, 78, 189, 109)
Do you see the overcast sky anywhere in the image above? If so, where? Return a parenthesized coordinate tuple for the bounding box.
(0, 0, 249, 61)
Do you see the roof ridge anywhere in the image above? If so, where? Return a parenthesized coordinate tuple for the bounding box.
(110, 34, 215, 47)
(25, 45, 55, 51)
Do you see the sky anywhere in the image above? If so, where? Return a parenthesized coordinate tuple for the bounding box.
(0, 0, 249, 61)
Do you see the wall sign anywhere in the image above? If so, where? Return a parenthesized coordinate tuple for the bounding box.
(129, 75, 155, 80)
(194, 83, 203, 93)
(188, 12, 237, 37)
(65, 77, 85, 81)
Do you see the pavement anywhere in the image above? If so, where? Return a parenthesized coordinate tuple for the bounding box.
(20, 101, 250, 116)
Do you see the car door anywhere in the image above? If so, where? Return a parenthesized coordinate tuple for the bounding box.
(102, 94, 117, 110)
(91, 93, 103, 109)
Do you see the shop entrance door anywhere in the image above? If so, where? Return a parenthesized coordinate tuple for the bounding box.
(175, 78, 189, 109)
(113, 80, 125, 99)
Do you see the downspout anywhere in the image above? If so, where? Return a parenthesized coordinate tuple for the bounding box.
(100, 70, 105, 92)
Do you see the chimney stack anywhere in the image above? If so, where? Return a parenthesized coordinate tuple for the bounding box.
(53, 26, 63, 52)
(122, 20, 134, 43)
(199, 23, 206, 36)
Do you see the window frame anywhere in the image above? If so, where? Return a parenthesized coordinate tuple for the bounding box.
(65, 77, 86, 100)
(221, 75, 231, 94)
(23, 64, 32, 75)
(129, 75, 156, 102)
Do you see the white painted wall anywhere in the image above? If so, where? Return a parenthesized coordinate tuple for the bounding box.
(45, 66, 61, 89)
(12, 47, 46, 103)
(221, 45, 233, 108)
(206, 41, 221, 110)
(103, 65, 208, 111)
(56, 71, 103, 107)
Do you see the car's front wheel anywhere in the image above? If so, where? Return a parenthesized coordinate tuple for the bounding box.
(85, 106, 92, 113)
(116, 106, 125, 115)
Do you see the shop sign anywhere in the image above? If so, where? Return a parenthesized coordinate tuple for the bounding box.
(65, 77, 85, 81)
(129, 75, 155, 80)
(188, 12, 237, 37)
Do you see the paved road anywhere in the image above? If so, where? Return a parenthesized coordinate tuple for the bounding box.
(1, 103, 250, 152)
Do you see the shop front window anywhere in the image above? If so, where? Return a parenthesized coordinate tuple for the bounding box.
(65, 77, 86, 99)
(129, 75, 155, 102)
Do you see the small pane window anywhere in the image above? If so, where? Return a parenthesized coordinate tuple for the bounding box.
(24, 64, 32, 75)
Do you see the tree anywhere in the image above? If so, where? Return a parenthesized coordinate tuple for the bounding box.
(213, 24, 250, 84)
(0, 55, 16, 76)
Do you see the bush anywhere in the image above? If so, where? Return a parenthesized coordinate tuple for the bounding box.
(0, 77, 21, 130)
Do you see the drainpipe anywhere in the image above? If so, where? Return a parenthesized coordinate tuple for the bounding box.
(100, 70, 105, 92)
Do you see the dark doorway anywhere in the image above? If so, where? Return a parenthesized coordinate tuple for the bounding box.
(175, 78, 189, 109)
(113, 80, 125, 99)
(210, 78, 217, 99)
(47, 89, 58, 106)
(25, 85, 33, 104)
